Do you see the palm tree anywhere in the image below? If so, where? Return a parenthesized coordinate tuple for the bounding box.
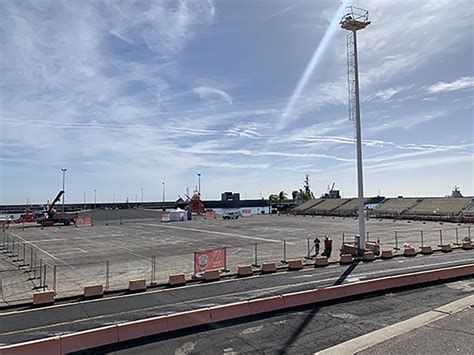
(278, 191, 288, 211)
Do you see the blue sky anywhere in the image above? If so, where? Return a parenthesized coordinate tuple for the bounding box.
(0, 0, 473, 204)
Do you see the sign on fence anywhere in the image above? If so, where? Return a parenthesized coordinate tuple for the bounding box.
(204, 210, 216, 219)
(194, 247, 226, 275)
(75, 216, 93, 227)
(241, 209, 252, 217)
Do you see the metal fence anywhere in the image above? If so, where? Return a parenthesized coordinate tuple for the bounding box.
(0, 224, 471, 306)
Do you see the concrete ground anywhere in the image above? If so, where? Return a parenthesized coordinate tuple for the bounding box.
(1, 212, 471, 305)
(0, 250, 472, 346)
(89, 278, 474, 355)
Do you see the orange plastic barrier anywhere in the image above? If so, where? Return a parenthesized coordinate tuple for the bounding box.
(287, 259, 303, 270)
(169, 274, 186, 286)
(380, 250, 394, 259)
(237, 265, 253, 276)
(129, 279, 147, 292)
(461, 241, 472, 250)
(203, 269, 220, 281)
(282, 290, 317, 308)
(441, 244, 452, 252)
(339, 254, 353, 264)
(261, 262, 277, 273)
(403, 247, 416, 256)
(33, 290, 54, 306)
(362, 251, 375, 262)
(315, 256, 329, 267)
(117, 315, 168, 342)
(0, 337, 60, 355)
(167, 308, 212, 331)
(420, 246, 433, 255)
(84, 285, 103, 298)
(248, 295, 285, 315)
(210, 301, 251, 322)
(60, 325, 118, 354)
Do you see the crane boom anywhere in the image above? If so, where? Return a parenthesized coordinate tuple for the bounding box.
(49, 190, 64, 213)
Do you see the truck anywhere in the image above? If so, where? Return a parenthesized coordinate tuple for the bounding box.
(36, 191, 78, 226)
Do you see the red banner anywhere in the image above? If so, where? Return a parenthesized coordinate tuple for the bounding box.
(204, 210, 216, 219)
(194, 247, 226, 275)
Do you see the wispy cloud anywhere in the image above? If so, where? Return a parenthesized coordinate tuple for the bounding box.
(193, 86, 233, 104)
(426, 76, 474, 94)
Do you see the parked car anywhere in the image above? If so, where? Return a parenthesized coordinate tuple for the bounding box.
(223, 211, 240, 220)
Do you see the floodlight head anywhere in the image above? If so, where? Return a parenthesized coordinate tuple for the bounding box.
(340, 6, 370, 31)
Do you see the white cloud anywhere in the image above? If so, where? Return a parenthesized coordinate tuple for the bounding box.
(193, 86, 233, 104)
(426, 76, 474, 94)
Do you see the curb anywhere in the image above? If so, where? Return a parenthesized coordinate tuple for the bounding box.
(0, 263, 472, 355)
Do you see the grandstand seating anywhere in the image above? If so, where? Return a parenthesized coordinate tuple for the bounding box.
(333, 198, 369, 216)
(462, 201, 474, 216)
(374, 198, 420, 217)
(404, 197, 473, 217)
(292, 199, 323, 212)
(306, 198, 350, 215)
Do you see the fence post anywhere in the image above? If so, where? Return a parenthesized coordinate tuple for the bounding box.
(420, 230, 424, 247)
(43, 265, 47, 290)
(105, 261, 110, 290)
(307, 238, 310, 256)
(120, 216, 123, 225)
(53, 265, 57, 295)
(366, 231, 369, 241)
(468, 226, 471, 238)
(30, 248, 34, 271)
(342, 232, 345, 245)
(439, 230, 443, 246)
(105, 217, 108, 226)
(394, 231, 399, 250)
(281, 240, 287, 264)
(455, 228, 459, 246)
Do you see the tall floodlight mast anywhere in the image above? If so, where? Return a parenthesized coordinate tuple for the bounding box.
(340, 7, 370, 253)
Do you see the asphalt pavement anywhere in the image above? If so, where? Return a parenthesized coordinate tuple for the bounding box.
(0, 249, 472, 347)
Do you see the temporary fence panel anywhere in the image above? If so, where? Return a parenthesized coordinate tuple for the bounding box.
(241, 209, 252, 217)
(75, 217, 93, 227)
(161, 212, 170, 222)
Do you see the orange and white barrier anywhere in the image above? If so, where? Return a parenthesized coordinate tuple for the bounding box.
(75, 216, 93, 227)
(128, 279, 147, 292)
(33, 290, 54, 306)
(261, 262, 277, 273)
(315, 256, 329, 267)
(237, 265, 253, 277)
(84, 285, 103, 298)
(169, 274, 186, 286)
(420, 246, 433, 255)
(287, 259, 303, 270)
(241, 209, 252, 217)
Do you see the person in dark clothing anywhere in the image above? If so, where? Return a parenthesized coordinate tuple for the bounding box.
(313, 237, 321, 257)
(323, 236, 332, 258)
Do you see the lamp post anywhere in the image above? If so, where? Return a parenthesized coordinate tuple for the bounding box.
(162, 182, 165, 210)
(340, 6, 370, 253)
(94, 189, 97, 210)
(197, 173, 201, 195)
(61, 168, 67, 214)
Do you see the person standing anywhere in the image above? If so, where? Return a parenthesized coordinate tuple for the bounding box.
(324, 236, 333, 258)
(313, 237, 321, 257)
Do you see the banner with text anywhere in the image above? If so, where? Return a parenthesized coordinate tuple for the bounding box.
(194, 247, 226, 275)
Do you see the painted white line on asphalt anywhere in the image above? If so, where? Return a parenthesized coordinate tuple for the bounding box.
(315, 294, 474, 355)
(138, 223, 285, 244)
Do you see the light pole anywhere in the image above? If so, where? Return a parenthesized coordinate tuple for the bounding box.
(94, 189, 97, 210)
(341, 7, 370, 253)
(162, 182, 165, 209)
(197, 173, 201, 195)
(83, 192, 86, 210)
(61, 168, 67, 214)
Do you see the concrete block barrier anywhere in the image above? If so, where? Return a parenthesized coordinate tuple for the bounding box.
(33, 290, 54, 306)
(248, 295, 285, 315)
(282, 290, 317, 308)
(420, 246, 433, 255)
(380, 250, 393, 259)
(117, 315, 168, 342)
(210, 301, 251, 322)
(437, 264, 474, 280)
(314, 256, 329, 267)
(403, 247, 416, 257)
(237, 265, 253, 277)
(84, 285, 103, 298)
(314, 285, 347, 302)
(340, 254, 353, 265)
(0, 337, 60, 355)
(168, 274, 186, 286)
(203, 269, 220, 281)
(167, 308, 212, 331)
(461, 241, 472, 250)
(362, 251, 375, 262)
(441, 244, 452, 253)
(60, 325, 118, 354)
(415, 270, 440, 284)
(287, 259, 303, 270)
(261, 262, 277, 273)
(129, 279, 147, 292)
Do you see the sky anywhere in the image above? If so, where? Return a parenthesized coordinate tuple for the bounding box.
(0, 0, 473, 205)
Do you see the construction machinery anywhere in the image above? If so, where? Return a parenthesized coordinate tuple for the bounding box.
(36, 190, 78, 226)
